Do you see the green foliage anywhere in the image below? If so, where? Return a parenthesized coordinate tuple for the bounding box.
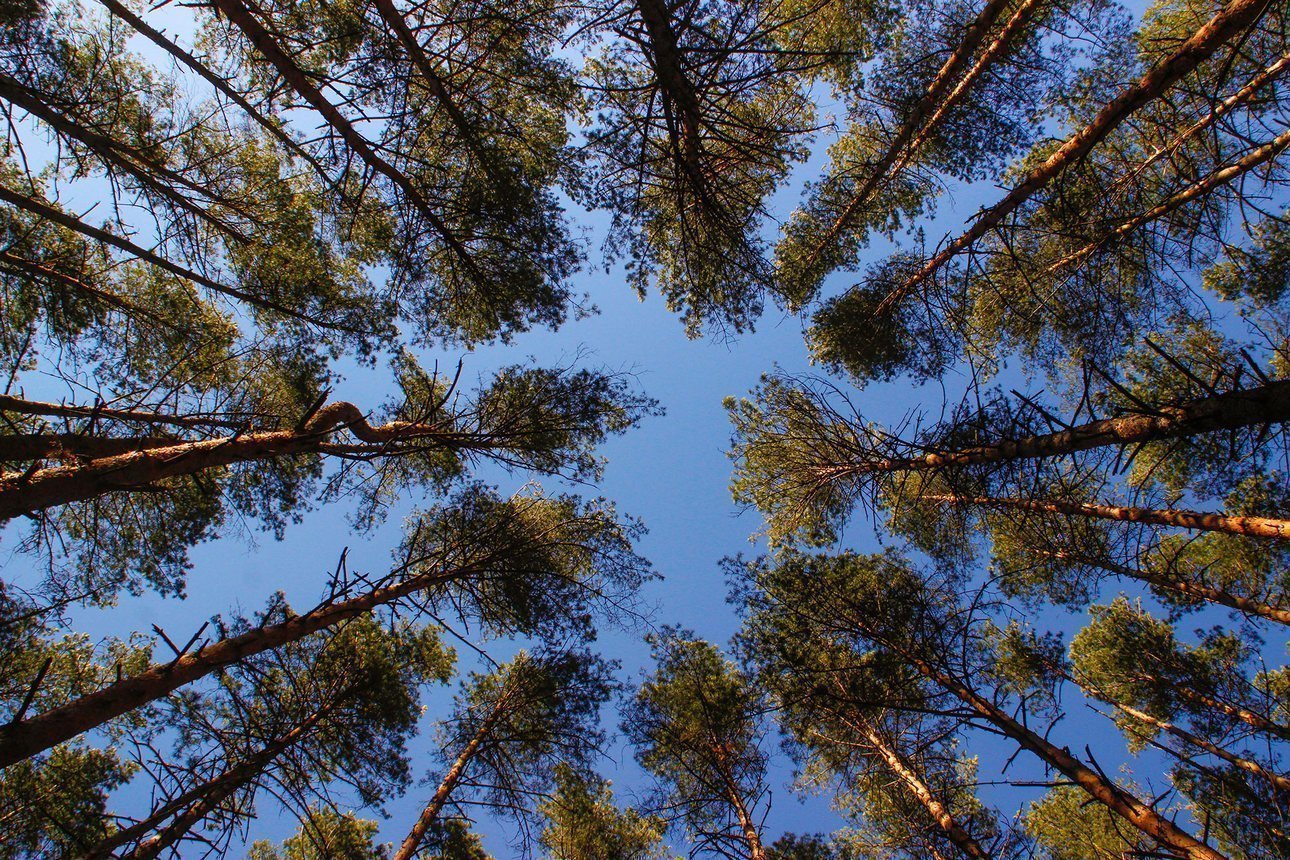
(1024, 785, 1147, 860)
(248, 809, 388, 860)
(538, 764, 668, 860)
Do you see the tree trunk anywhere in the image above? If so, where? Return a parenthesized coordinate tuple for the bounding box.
(897, 650, 1228, 860)
(928, 494, 1290, 540)
(839, 378, 1290, 475)
(803, 0, 1032, 271)
(207, 0, 480, 279)
(1028, 547, 1290, 625)
(393, 691, 512, 860)
(0, 400, 491, 521)
(0, 554, 480, 767)
(709, 740, 766, 860)
(81, 707, 331, 859)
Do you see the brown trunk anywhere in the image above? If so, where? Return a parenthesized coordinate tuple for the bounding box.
(208, 0, 481, 281)
(928, 494, 1290, 540)
(1046, 125, 1290, 275)
(859, 724, 991, 859)
(869, 0, 1273, 317)
(803, 0, 1030, 270)
(393, 692, 511, 860)
(1029, 547, 1290, 625)
(82, 707, 331, 859)
(0, 394, 246, 431)
(0, 400, 490, 521)
(1078, 682, 1290, 793)
(1168, 683, 1290, 741)
(635, 0, 708, 189)
(708, 740, 766, 860)
(897, 651, 1227, 860)
(0, 433, 177, 463)
(0, 184, 330, 327)
(832, 378, 1290, 476)
(0, 554, 479, 767)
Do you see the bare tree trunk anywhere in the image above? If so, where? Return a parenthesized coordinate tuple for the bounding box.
(835, 378, 1290, 476)
(1027, 547, 1290, 625)
(393, 692, 511, 860)
(802, 0, 1032, 272)
(709, 741, 766, 860)
(0, 553, 482, 766)
(0, 400, 494, 521)
(896, 649, 1228, 860)
(927, 493, 1290, 540)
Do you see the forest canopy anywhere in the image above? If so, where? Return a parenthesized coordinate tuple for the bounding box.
(0, 0, 1286, 857)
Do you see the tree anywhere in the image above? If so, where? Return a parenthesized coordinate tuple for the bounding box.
(736, 549, 1230, 860)
(537, 763, 668, 860)
(624, 630, 771, 860)
(395, 649, 616, 860)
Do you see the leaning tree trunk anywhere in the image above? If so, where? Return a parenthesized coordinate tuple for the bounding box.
(0, 549, 492, 767)
(926, 494, 1290, 540)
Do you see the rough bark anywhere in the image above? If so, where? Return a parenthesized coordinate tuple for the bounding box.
(928, 494, 1290, 540)
(0, 401, 499, 521)
(393, 690, 512, 860)
(709, 740, 766, 860)
(838, 378, 1290, 475)
(0, 556, 477, 767)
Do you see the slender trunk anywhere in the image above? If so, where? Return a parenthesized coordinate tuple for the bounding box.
(1045, 125, 1290, 276)
(0, 401, 490, 521)
(393, 693, 511, 860)
(635, 0, 707, 188)
(82, 707, 331, 859)
(94, 0, 332, 183)
(1028, 547, 1290, 625)
(0, 554, 480, 767)
(895, 649, 1227, 860)
(839, 379, 1290, 475)
(859, 724, 991, 859)
(708, 740, 765, 860)
(208, 0, 481, 281)
(867, 0, 1273, 317)
(1077, 682, 1290, 793)
(0, 184, 334, 327)
(927, 494, 1290, 540)
(1168, 683, 1290, 741)
(802, 0, 1029, 271)
(0, 433, 177, 463)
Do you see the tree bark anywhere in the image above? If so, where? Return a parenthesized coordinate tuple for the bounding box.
(393, 690, 512, 860)
(708, 740, 766, 860)
(0, 400, 498, 521)
(208, 0, 482, 281)
(927, 493, 1290, 540)
(834, 378, 1290, 476)
(895, 650, 1228, 860)
(0, 552, 485, 767)
(802, 0, 1031, 272)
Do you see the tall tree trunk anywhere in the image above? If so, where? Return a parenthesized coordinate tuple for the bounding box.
(834, 378, 1290, 476)
(892, 648, 1228, 860)
(393, 691, 512, 860)
(0, 400, 492, 521)
(0, 552, 485, 767)
(802, 0, 1035, 272)
(81, 706, 332, 859)
(860, 725, 991, 859)
(1075, 680, 1290, 793)
(207, 0, 481, 280)
(863, 0, 1273, 318)
(1026, 546, 1290, 625)
(94, 0, 331, 182)
(926, 493, 1290, 540)
(709, 740, 766, 860)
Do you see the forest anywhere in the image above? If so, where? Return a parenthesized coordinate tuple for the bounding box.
(0, 0, 1286, 856)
